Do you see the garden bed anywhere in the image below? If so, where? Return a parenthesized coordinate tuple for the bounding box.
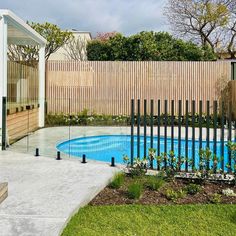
(90, 174, 236, 206)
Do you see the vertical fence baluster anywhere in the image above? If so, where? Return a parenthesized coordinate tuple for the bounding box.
(185, 100, 189, 172)
(199, 100, 203, 170)
(221, 101, 225, 172)
(178, 100, 182, 171)
(206, 101, 210, 171)
(131, 99, 134, 166)
(213, 101, 217, 173)
(164, 100, 168, 169)
(157, 99, 161, 170)
(192, 100, 195, 171)
(144, 99, 147, 158)
(150, 99, 154, 169)
(137, 99, 140, 158)
(171, 100, 174, 152)
(228, 101, 232, 172)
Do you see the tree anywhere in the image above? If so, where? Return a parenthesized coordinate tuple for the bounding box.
(63, 35, 88, 61)
(8, 22, 72, 65)
(165, 0, 236, 58)
(87, 31, 216, 61)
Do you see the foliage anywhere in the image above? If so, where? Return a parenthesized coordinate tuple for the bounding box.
(165, 0, 236, 59)
(63, 34, 88, 60)
(129, 158, 148, 177)
(127, 183, 143, 199)
(45, 111, 129, 126)
(8, 22, 72, 64)
(222, 188, 236, 197)
(198, 148, 220, 178)
(165, 188, 186, 202)
(62, 204, 236, 236)
(226, 142, 236, 174)
(87, 31, 216, 61)
(184, 183, 202, 195)
(144, 175, 165, 191)
(155, 151, 185, 179)
(209, 193, 222, 204)
(109, 172, 125, 189)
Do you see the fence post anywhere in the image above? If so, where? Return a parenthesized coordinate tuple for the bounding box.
(171, 100, 174, 152)
(220, 101, 225, 172)
(206, 101, 210, 171)
(157, 100, 161, 170)
(185, 100, 189, 172)
(144, 99, 147, 158)
(150, 99, 154, 169)
(228, 100, 232, 172)
(131, 99, 134, 166)
(178, 100, 182, 170)
(137, 99, 140, 158)
(199, 100, 203, 170)
(2, 96, 6, 150)
(192, 100, 195, 171)
(164, 100, 168, 169)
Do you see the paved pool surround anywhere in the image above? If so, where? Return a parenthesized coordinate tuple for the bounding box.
(9, 126, 231, 160)
(0, 150, 119, 236)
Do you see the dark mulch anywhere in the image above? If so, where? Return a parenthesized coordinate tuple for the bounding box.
(90, 176, 236, 206)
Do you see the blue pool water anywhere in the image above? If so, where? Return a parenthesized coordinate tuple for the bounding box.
(57, 135, 231, 169)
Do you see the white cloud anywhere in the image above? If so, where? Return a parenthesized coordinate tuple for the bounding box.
(1, 0, 169, 36)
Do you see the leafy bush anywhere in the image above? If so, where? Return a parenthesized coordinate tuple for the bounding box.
(209, 193, 222, 204)
(45, 110, 129, 127)
(144, 175, 165, 191)
(222, 188, 236, 197)
(184, 183, 202, 195)
(165, 189, 186, 202)
(127, 183, 143, 199)
(109, 172, 125, 189)
(125, 157, 148, 177)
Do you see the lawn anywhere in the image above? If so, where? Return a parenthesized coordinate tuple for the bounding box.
(61, 204, 236, 236)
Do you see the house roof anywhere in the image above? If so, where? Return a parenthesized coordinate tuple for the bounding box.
(0, 9, 47, 46)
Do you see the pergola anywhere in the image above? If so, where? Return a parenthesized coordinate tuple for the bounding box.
(0, 9, 46, 148)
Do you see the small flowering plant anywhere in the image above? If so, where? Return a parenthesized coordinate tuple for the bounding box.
(123, 155, 148, 176)
(222, 188, 236, 197)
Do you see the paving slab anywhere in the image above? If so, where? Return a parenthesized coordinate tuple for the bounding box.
(0, 151, 119, 236)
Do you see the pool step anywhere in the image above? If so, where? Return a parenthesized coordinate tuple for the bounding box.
(0, 182, 8, 204)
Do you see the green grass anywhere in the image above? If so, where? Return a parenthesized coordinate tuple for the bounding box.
(61, 204, 236, 236)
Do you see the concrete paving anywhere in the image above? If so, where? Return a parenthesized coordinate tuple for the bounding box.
(0, 150, 119, 236)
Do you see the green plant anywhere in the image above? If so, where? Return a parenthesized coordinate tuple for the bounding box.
(109, 172, 125, 189)
(165, 189, 186, 202)
(129, 158, 148, 177)
(184, 183, 202, 195)
(144, 175, 165, 191)
(156, 151, 185, 179)
(127, 183, 143, 199)
(209, 193, 222, 204)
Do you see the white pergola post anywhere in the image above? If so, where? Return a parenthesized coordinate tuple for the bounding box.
(38, 46, 45, 127)
(0, 16, 8, 129)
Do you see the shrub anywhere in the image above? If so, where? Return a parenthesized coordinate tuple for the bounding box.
(129, 158, 148, 177)
(184, 183, 202, 195)
(222, 188, 236, 197)
(165, 189, 186, 202)
(209, 193, 222, 204)
(109, 172, 125, 189)
(127, 183, 143, 199)
(145, 175, 165, 191)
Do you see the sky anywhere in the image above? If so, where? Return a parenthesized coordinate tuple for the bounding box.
(1, 0, 169, 36)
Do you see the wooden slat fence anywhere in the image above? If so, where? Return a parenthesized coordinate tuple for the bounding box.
(46, 61, 231, 115)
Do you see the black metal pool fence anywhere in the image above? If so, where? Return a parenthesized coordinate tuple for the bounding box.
(130, 99, 236, 173)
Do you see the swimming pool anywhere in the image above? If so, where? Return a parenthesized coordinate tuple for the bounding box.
(57, 135, 230, 169)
